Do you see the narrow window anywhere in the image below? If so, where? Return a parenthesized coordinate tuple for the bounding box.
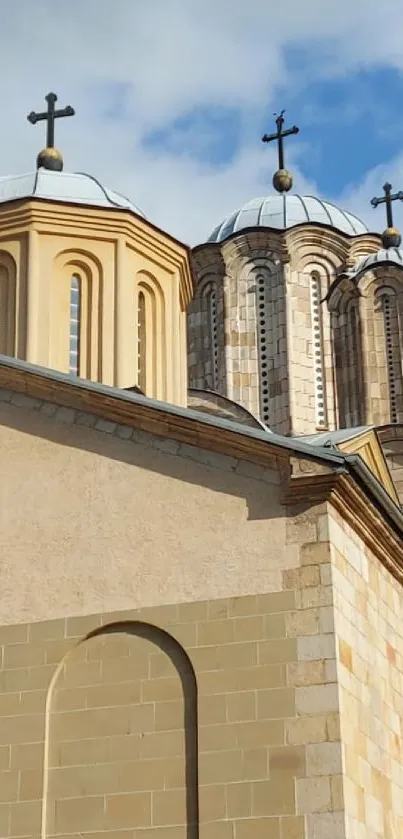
(137, 291, 146, 392)
(380, 291, 401, 423)
(256, 274, 270, 424)
(310, 273, 326, 427)
(205, 285, 219, 389)
(69, 275, 81, 376)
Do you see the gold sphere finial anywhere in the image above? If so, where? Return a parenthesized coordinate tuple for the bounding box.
(36, 147, 64, 172)
(272, 168, 293, 193)
(381, 226, 401, 249)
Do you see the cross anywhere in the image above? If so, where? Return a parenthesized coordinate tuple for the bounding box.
(262, 110, 299, 170)
(27, 92, 75, 148)
(370, 182, 403, 229)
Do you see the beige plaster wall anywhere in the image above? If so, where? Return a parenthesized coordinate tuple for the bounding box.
(329, 510, 403, 839)
(0, 388, 297, 627)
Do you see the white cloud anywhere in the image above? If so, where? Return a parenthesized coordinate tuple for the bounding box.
(1, 0, 403, 243)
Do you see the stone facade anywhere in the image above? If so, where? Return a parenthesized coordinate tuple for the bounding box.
(189, 227, 403, 451)
(189, 228, 378, 436)
(329, 509, 403, 839)
(1, 367, 403, 839)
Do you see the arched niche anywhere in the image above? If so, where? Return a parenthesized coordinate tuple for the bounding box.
(358, 272, 403, 425)
(135, 270, 166, 400)
(42, 621, 198, 839)
(51, 249, 103, 379)
(299, 261, 336, 430)
(0, 249, 17, 356)
(187, 274, 224, 393)
(242, 258, 283, 429)
(331, 291, 365, 428)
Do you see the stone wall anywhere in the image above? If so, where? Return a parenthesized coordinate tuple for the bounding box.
(329, 510, 403, 839)
(0, 561, 345, 839)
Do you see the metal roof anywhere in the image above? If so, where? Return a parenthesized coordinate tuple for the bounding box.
(0, 170, 145, 216)
(207, 194, 368, 243)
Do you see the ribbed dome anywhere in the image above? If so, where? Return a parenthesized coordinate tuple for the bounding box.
(350, 247, 403, 278)
(0, 170, 145, 216)
(208, 194, 368, 243)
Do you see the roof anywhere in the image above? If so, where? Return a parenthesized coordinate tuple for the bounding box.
(207, 194, 368, 243)
(0, 170, 145, 216)
(2, 354, 403, 583)
(344, 247, 403, 281)
(300, 427, 373, 448)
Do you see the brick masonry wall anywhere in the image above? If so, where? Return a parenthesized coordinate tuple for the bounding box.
(0, 514, 347, 839)
(329, 510, 403, 839)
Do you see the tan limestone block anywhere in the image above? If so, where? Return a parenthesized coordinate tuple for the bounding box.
(280, 815, 305, 839)
(257, 688, 295, 719)
(227, 691, 256, 722)
(306, 742, 343, 776)
(286, 715, 327, 746)
(286, 609, 320, 637)
(287, 660, 326, 687)
(252, 777, 295, 816)
(226, 781, 252, 818)
(242, 748, 268, 780)
(151, 789, 186, 826)
(296, 776, 332, 813)
(235, 816, 281, 839)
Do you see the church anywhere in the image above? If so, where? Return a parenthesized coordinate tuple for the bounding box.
(0, 93, 402, 839)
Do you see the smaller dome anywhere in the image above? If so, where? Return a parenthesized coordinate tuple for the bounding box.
(0, 170, 145, 217)
(208, 194, 368, 243)
(349, 247, 403, 279)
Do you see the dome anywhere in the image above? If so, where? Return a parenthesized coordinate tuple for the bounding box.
(345, 247, 403, 280)
(0, 170, 145, 217)
(208, 194, 368, 243)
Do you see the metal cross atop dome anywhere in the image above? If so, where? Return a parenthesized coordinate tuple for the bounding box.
(27, 92, 75, 172)
(262, 110, 299, 193)
(371, 182, 403, 249)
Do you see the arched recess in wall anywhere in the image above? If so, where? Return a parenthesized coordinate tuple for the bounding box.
(373, 284, 403, 423)
(309, 271, 327, 428)
(52, 250, 103, 379)
(200, 278, 219, 390)
(136, 271, 166, 399)
(187, 273, 225, 395)
(332, 293, 365, 428)
(41, 621, 199, 839)
(0, 250, 17, 356)
(251, 260, 282, 427)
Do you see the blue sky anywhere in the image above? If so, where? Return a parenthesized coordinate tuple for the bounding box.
(2, 0, 403, 243)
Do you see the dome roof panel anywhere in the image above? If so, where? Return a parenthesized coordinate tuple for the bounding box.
(207, 193, 368, 243)
(348, 247, 403, 279)
(0, 170, 145, 217)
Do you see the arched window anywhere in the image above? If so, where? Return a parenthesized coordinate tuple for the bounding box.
(136, 276, 162, 398)
(202, 283, 219, 389)
(69, 275, 81, 376)
(310, 273, 326, 427)
(345, 299, 364, 426)
(137, 291, 146, 392)
(0, 256, 16, 357)
(378, 289, 402, 423)
(256, 273, 270, 424)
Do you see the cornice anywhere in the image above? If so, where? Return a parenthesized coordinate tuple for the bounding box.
(0, 199, 195, 305)
(0, 362, 289, 474)
(2, 359, 402, 579)
(283, 461, 403, 585)
(330, 474, 403, 585)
